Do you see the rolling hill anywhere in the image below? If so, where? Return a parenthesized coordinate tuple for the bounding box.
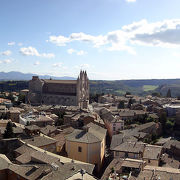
(1, 71, 180, 97)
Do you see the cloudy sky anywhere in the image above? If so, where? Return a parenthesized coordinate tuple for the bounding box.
(1, 0, 180, 80)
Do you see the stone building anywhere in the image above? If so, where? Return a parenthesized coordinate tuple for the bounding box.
(28, 71, 89, 109)
(65, 123, 107, 171)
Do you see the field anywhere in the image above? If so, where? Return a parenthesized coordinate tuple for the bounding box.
(115, 90, 126, 95)
(143, 85, 158, 92)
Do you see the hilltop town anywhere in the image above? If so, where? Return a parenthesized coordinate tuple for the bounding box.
(0, 71, 179, 180)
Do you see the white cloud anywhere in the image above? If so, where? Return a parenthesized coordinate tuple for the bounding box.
(47, 35, 69, 46)
(20, 46, 55, 58)
(48, 19, 180, 54)
(2, 59, 12, 64)
(126, 0, 136, 2)
(48, 32, 107, 48)
(52, 63, 62, 67)
(18, 43, 23, 46)
(1, 50, 12, 56)
(67, 48, 76, 54)
(8, 42, 15, 46)
(77, 50, 87, 56)
(67, 48, 87, 55)
(74, 64, 90, 70)
(34, 61, 40, 66)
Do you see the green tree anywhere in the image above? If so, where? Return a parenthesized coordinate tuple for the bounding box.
(166, 89, 172, 98)
(165, 118, 175, 135)
(125, 92, 131, 96)
(152, 92, 161, 97)
(127, 98, 133, 108)
(18, 94, 26, 104)
(3, 121, 14, 138)
(118, 101, 125, 109)
(55, 111, 66, 126)
(7, 93, 14, 101)
(159, 112, 168, 134)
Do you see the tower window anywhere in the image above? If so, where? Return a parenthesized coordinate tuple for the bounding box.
(78, 146, 82, 152)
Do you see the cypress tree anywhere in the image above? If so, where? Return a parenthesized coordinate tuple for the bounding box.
(166, 89, 172, 98)
(3, 121, 14, 138)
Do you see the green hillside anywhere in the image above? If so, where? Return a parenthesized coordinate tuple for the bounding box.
(1, 79, 180, 97)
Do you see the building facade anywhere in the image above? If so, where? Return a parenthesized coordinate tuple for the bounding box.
(28, 71, 89, 109)
(65, 123, 107, 171)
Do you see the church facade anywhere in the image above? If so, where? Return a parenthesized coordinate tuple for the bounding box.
(28, 71, 89, 109)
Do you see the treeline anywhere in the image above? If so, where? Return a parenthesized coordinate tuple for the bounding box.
(0, 81, 28, 92)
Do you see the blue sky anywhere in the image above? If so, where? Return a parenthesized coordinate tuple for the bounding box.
(1, 0, 180, 80)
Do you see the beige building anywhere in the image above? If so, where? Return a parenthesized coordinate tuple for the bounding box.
(112, 142, 145, 159)
(9, 109, 21, 123)
(143, 144, 162, 166)
(65, 122, 107, 171)
(28, 71, 89, 109)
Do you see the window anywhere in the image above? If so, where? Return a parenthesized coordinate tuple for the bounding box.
(148, 159, 151, 163)
(115, 151, 119, 156)
(125, 152, 128, 158)
(78, 146, 82, 152)
(113, 126, 116, 131)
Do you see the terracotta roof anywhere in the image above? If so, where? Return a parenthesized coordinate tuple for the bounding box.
(65, 123, 106, 143)
(143, 145, 162, 160)
(101, 158, 123, 180)
(65, 129, 101, 143)
(9, 164, 50, 180)
(41, 161, 94, 180)
(25, 125, 40, 131)
(112, 142, 145, 153)
(31, 151, 59, 164)
(16, 152, 32, 164)
(137, 167, 180, 180)
(23, 135, 57, 147)
(122, 158, 145, 169)
(43, 79, 77, 84)
(15, 144, 35, 155)
(110, 134, 138, 150)
(40, 125, 57, 135)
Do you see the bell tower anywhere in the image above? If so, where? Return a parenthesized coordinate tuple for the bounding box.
(77, 70, 89, 109)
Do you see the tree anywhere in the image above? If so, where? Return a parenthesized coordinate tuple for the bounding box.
(127, 98, 133, 108)
(55, 111, 66, 126)
(165, 118, 175, 135)
(3, 121, 14, 138)
(152, 92, 161, 97)
(7, 93, 14, 101)
(159, 112, 167, 135)
(177, 96, 180, 100)
(125, 92, 131, 96)
(166, 89, 172, 98)
(18, 94, 26, 104)
(118, 101, 125, 109)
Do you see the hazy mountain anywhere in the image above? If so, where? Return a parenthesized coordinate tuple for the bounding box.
(0, 71, 76, 81)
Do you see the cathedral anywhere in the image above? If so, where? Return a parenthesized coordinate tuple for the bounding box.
(28, 71, 89, 109)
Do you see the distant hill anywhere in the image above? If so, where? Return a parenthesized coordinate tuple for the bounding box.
(1, 71, 180, 97)
(0, 71, 76, 81)
(90, 79, 180, 97)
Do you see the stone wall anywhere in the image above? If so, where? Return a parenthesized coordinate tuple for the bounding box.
(43, 83, 77, 95)
(42, 94, 78, 106)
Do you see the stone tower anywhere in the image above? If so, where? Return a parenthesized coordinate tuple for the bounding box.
(77, 70, 89, 109)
